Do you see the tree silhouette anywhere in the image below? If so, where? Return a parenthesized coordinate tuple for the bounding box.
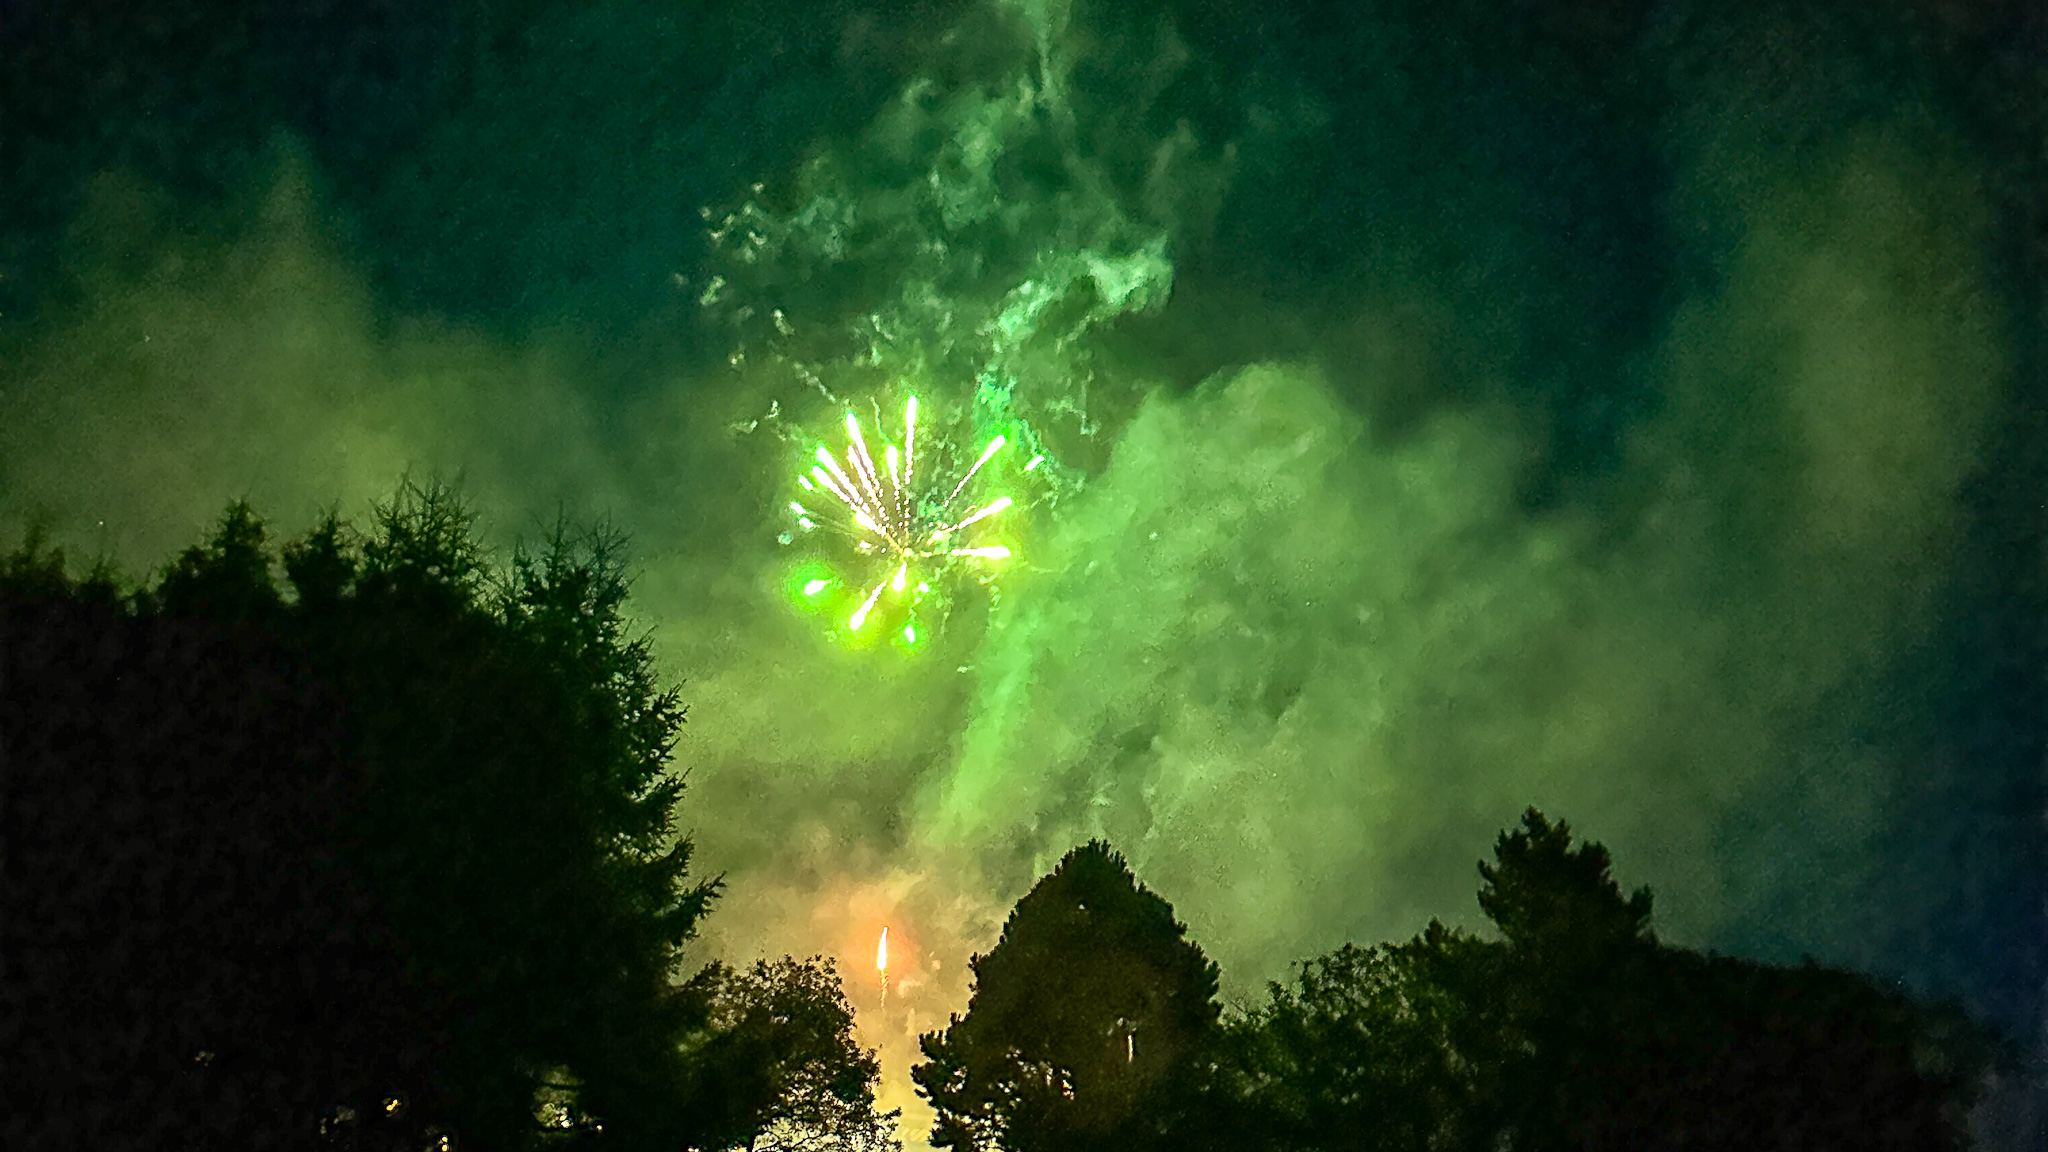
(3, 487, 727, 1150)
(676, 956, 900, 1151)
(1564, 949, 1994, 1152)
(1477, 809, 1654, 960)
(913, 841, 1221, 1152)
(1218, 809, 1997, 1152)
(4, 514, 437, 1151)
(1472, 809, 1662, 1152)
(1215, 926, 1509, 1152)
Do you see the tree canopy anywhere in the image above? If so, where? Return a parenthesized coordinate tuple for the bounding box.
(2, 487, 748, 1149)
(1214, 809, 1999, 1152)
(913, 813, 1999, 1152)
(913, 840, 1221, 1152)
(678, 956, 901, 1152)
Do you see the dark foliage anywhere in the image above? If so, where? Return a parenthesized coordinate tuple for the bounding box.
(1210, 928, 1508, 1152)
(913, 840, 1221, 1152)
(2, 553, 435, 1150)
(1215, 809, 2000, 1152)
(1, 487, 725, 1150)
(676, 956, 899, 1151)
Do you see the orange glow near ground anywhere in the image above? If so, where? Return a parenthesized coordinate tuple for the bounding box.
(690, 849, 1005, 1150)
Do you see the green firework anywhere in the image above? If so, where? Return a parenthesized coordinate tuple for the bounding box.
(784, 394, 1035, 648)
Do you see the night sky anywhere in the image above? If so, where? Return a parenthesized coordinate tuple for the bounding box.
(3, 0, 2043, 1141)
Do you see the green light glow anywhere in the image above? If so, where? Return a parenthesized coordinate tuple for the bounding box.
(848, 576, 887, 631)
(1024, 454, 1044, 472)
(948, 495, 1012, 534)
(784, 560, 839, 616)
(782, 394, 1041, 648)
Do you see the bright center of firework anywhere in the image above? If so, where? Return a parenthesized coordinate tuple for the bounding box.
(788, 395, 1019, 640)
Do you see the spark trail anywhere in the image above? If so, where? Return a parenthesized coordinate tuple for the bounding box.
(877, 926, 890, 1004)
(786, 395, 1022, 645)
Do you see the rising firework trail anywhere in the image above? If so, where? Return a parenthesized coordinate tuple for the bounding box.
(877, 925, 890, 1006)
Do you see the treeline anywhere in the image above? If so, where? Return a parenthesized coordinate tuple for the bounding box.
(3, 490, 2007, 1151)
(913, 824, 2004, 1152)
(1, 488, 896, 1151)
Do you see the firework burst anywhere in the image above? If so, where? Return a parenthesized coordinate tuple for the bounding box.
(785, 395, 1039, 646)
